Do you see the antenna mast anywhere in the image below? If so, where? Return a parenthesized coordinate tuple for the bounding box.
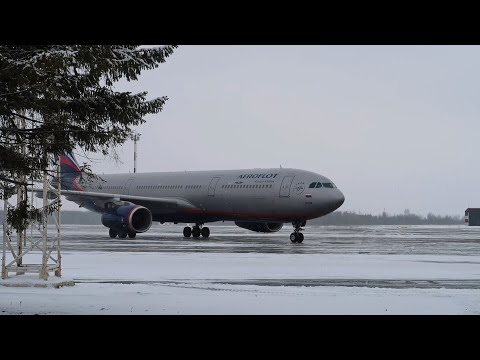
(130, 132, 141, 173)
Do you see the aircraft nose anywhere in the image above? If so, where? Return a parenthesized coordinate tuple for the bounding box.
(333, 190, 345, 210)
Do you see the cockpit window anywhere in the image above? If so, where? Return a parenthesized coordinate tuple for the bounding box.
(310, 181, 337, 189)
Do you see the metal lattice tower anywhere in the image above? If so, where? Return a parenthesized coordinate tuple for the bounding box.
(2, 158, 62, 280)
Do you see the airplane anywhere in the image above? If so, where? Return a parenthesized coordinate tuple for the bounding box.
(47, 152, 345, 243)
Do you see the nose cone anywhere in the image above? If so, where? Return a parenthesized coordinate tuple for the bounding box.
(333, 190, 345, 210)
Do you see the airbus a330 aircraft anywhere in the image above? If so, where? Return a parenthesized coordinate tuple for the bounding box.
(51, 153, 345, 243)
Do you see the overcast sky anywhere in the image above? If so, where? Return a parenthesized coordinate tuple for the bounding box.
(13, 45, 480, 216)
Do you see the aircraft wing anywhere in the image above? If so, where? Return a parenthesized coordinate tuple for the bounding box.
(34, 189, 199, 214)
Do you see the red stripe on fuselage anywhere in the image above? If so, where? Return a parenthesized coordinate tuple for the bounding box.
(181, 209, 302, 220)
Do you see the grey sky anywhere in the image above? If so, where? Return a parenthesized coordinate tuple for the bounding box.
(17, 46, 480, 216)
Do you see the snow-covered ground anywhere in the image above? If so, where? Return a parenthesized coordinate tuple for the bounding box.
(1, 225, 480, 314)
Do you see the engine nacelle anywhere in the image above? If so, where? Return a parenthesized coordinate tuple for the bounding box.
(234, 221, 283, 233)
(101, 205, 152, 233)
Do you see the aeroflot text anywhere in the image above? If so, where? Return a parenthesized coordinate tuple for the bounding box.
(237, 174, 279, 179)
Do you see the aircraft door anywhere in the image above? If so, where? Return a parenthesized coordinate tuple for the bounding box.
(208, 177, 220, 196)
(279, 175, 295, 197)
(123, 178, 134, 195)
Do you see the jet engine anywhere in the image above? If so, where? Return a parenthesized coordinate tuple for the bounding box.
(235, 221, 283, 233)
(101, 205, 152, 233)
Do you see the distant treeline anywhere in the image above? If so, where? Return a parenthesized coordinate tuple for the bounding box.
(0, 210, 463, 226)
(0, 210, 102, 225)
(309, 211, 463, 225)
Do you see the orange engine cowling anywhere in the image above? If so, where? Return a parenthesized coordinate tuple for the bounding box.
(101, 205, 152, 233)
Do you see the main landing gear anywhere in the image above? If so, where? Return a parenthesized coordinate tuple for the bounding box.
(109, 228, 136, 239)
(290, 220, 306, 243)
(183, 224, 210, 238)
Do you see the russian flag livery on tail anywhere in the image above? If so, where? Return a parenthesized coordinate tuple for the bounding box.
(40, 151, 344, 242)
(58, 152, 83, 191)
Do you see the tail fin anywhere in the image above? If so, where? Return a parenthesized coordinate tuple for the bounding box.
(56, 152, 84, 191)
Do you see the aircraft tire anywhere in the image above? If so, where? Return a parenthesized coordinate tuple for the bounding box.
(297, 233, 304, 243)
(109, 229, 118, 238)
(183, 227, 192, 237)
(118, 230, 128, 238)
(128, 232, 137, 238)
(192, 226, 201, 238)
(290, 233, 297, 243)
(201, 227, 210, 238)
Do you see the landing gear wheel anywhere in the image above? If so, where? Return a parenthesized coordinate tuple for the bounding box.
(109, 229, 118, 238)
(118, 230, 127, 238)
(128, 232, 136, 238)
(201, 227, 210, 238)
(183, 227, 192, 238)
(297, 233, 304, 243)
(290, 233, 297, 243)
(192, 226, 201, 238)
(291, 220, 306, 243)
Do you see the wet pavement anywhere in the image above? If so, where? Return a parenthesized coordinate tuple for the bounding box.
(17, 224, 480, 290)
(51, 224, 480, 256)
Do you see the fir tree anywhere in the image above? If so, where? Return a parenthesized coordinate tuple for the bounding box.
(0, 45, 177, 231)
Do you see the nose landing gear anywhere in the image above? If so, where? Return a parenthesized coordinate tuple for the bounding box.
(290, 220, 306, 243)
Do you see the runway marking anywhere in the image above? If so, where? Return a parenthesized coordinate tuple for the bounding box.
(73, 278, 480, 289)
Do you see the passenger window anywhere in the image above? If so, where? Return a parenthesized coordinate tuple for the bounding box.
(309, 182, 317, 188)
(316, 182, 323, 188)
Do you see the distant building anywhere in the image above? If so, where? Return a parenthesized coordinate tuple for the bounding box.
(465, 208, 480, 226)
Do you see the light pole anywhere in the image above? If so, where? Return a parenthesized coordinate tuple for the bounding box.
(130, 132, 141, 173)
